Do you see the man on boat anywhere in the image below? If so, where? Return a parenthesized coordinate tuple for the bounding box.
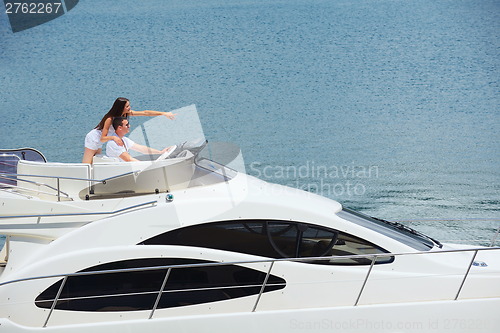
(105, 117, 172, 162)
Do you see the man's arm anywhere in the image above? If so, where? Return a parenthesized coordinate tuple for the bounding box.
(130, 143, 163, 155)
(118, 151, 138, 162)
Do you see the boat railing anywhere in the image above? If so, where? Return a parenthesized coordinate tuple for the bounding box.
(194, 157, 237, 181)
(0, 200, 157, 264)
(0, 170, 140, 201)
(0, 246, 498, 328)
(0, 199, 157, 220)
(0, 173, 71, 200)
(490, 226, 500, 247)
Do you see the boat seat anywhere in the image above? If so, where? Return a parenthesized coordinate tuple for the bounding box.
(90, 157, 196, 196)
(93, 155, 120, 163)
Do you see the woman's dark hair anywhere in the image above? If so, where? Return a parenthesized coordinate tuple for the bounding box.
(95, 97, 129, 130)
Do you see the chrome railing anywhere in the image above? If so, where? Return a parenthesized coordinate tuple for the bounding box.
(0, 200, 157, 263)
(0, 171, 141, 201)
(0, 174, 71, 200)
(0, 200, 157, 220)
(490, 226, 500, 247)
(0, 246, 498, 328)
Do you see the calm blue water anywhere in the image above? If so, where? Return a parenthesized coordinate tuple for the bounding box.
(1, 0, 499, 244)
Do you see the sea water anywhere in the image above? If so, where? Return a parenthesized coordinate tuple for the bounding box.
(0, 0, 498, 245)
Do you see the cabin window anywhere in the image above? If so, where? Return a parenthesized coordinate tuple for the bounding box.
(35, 258, 285, 312)
(141, 220, 393, 265)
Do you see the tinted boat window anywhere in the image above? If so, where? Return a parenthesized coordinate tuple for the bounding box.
(337, 208, 435, 251)
(35, 258, 285, 312)
(141, 220, 393, 265)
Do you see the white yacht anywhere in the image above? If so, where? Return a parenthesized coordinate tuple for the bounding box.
(0, 140, 499, 332)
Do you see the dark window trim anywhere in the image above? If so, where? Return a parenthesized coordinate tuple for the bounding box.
(337, 208, 436, 251)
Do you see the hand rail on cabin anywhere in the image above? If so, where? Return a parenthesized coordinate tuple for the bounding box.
(193, 156, 237, 181)
(455, 249, 478, 301)
(192, 140, 237, 181)
(0, 170, 141, 201)
(490, 226, 500, 247)
(0, 200, 157, 220)
(0, 246, 498, 328)
(3, 246, 497, 288)
(0, 183, 71, 200)
(43, 276, 67, 328)
(0, 174, 71, 199)
(149, 267, 172, 319)
(354, 255, 377, 306)
(0, 170, 140, 185)
(252, 261, 275, 312)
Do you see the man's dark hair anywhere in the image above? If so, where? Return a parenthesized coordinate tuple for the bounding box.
(112, 117, 128, 130)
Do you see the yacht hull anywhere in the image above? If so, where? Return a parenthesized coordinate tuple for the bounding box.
(1, 298, 498, 333)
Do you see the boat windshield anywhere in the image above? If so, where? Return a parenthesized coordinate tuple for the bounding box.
(336, 208, 440, 251)
(86, 140, 238, 199)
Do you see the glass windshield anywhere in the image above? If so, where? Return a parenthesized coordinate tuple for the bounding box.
(336, 208, 438, 251)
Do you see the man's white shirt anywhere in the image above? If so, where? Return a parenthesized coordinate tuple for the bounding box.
(106, 136, 135, 162)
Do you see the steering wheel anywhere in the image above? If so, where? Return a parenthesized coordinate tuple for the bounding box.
(155, 145, 177, 161)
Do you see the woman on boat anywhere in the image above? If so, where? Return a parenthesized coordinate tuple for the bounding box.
(82, 97, 176, 163)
